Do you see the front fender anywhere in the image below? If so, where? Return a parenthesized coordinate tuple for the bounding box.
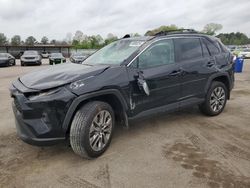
(62, 89, 128, 132)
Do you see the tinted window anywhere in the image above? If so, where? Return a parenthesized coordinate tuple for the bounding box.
(23, 51, 38, 55)
(201, 40, 210, 57)
(137, 39, 175, 69)
(217, 42, 228, 53)
(202, 38, 220, 55)
(174, 38, 202, 61)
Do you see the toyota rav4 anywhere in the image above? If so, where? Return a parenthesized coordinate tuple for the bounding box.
(10, 30, 234, 158)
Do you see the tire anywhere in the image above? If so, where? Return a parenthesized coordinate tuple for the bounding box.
(21, 61, 25, 66)
(70, 101, 115, 159)
(199, 81, 228, 116)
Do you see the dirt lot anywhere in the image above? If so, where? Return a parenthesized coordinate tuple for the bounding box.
(0, 60, 250, 188)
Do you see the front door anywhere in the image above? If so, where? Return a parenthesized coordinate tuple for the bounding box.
(127, 39, 182, 115)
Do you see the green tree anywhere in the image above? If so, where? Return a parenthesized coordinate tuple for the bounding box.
(217, 32, 249, 45)
(25, 36, 36, 45)
(41, 36, 49, 44)
(11, 35, 21, 45)
(145, 25, 179, 36)
(131, 33, 141, 37)
(0, 33, 8, 45)
(104, 33, 118, 45)
(202, 23, 222, 36)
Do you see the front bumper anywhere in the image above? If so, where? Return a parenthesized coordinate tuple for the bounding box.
(0, 60, 9, 66)
(10, 80, 76, 146)
(21, 59, 41, 64)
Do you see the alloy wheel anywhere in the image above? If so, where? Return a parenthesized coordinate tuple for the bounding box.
(210, 86, 226, 112)
(89, 110, 112, 152)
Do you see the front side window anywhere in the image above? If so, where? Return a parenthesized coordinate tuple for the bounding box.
(174, 38, 203, 61)
(136, 39, 175, 69)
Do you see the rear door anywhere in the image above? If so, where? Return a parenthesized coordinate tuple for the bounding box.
(174, 37, 213, 105)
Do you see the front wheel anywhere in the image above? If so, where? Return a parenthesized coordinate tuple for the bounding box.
(70, 101, 114, 159)
(199, 81, 228, 116)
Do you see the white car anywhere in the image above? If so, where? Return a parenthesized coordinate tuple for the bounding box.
(41, 51, 50, 58)
(238, 48, 250, 59)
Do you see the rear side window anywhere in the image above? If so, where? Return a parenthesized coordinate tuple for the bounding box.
(201, 41, 210, 57)
(218, 41, 228, 53)
(202, 38, 220, 55)
(174, 38, 202, 61)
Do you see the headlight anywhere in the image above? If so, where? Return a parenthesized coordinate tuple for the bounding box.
(69, 76, 94, 90)
(70, 80, 85, 90)
(28, 88, 60, 101)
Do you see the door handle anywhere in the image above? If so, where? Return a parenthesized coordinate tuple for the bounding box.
(207, 61, 215, 67)
(169, 70, 182, 76)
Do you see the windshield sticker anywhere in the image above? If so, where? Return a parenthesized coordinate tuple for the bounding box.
(129, 41, 144, 47)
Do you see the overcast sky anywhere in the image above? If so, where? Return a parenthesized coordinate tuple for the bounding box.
(0, 0, 250, 41)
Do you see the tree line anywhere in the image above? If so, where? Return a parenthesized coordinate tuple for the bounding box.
(0, 23, 249, 48)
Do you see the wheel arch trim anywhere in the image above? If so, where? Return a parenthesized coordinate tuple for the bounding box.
(205, 73, 232, 98)
(62, 89, 128, 132)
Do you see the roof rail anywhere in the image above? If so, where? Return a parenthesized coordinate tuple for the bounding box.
(154, 29, 198, 36)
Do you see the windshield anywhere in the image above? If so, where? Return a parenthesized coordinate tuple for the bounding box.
(83, 40, 145, 65)
(24, 51, 38, 55)
(73, 53, 84, 57)
(51, 53, 63, 58)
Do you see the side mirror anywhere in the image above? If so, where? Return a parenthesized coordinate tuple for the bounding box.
(137, 78, 150, 96)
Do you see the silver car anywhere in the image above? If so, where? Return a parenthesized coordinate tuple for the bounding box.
(20, 51, 42, 66)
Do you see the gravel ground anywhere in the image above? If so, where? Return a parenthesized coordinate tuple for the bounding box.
(0, 59, 250, 188)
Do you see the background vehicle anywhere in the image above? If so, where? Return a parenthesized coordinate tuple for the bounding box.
(41, 51, 50, 58)
(20, 51, 42, 66)
(70, 52, 88, 63)
(0, 53, 15, 67)
(10, 30, 234, 159)
(49, 53, 66, 65)
(238, 48, 250, 58)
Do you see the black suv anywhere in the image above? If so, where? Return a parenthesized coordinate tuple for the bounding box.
(10, 30, 234, 158)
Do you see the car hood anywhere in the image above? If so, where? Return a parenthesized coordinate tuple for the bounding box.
(0, 57, 8, 60)
(19, 63, 109, 90)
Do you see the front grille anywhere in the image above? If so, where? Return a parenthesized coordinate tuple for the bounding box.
(25, 57, 35, 60)
(14, 98, 22, 112)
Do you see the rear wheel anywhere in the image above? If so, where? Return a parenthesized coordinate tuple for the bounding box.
(70, 101, 114, 159)
(199, 81, 228, 116)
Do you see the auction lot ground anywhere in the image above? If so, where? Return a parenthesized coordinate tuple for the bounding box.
(0, 59, 250, 188)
